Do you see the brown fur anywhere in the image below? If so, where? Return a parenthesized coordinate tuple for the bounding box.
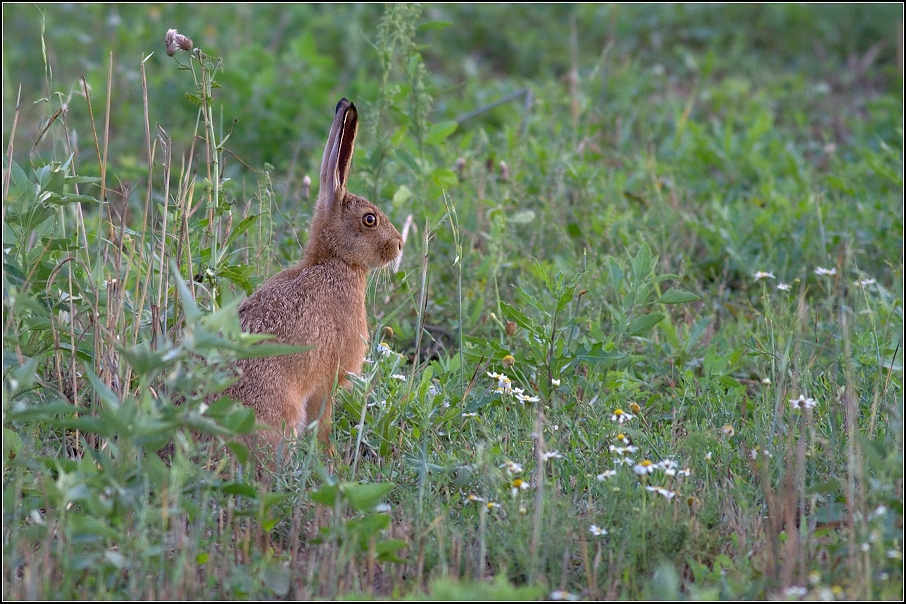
(227, 99, 403, 450)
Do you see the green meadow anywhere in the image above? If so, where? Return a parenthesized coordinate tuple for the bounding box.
(2, 4, 902, 599)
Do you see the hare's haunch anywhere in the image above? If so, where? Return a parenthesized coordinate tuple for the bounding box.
(227, 99, 403, 447)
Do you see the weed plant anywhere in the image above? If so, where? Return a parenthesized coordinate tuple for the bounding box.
(2, 4, 903, 600)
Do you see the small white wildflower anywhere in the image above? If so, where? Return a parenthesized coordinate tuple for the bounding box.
(486, 501, 501, 510)
(886, 549, 902, 560)
(551, 378, 561, 387)
(750, 446, 772, 459)
(373, 503, 391, 514)
(549, 590, 579, 601)
(855, 278, 876, 287)
(463, 412, 478, 418)
(761, 377, 771, 385)
(705, 451, 713, 461)
(596, 470, 617, 481)
(790, 394, 817, 410)
(658, 459, 678, 472)
(541, 451, 563, 461)
(676, 468, 691, 478)
(646, 485, 677, 500)
(634, 460, 656, 475)
(515, 392, 540, 404)
(873, 505, 888, 518)
(377, 342, 393, 356)
(776, 283, 791, 291)
(783, 586, 808, 598)
(362, 357, 374, 364)
(589, 524, 608, 536)
(467, 494, 485, 503)
(814, 267, 837, 276)
(391, 373, 407, 381)
(501, 460, 524, 475)
(754, 271, 775, 281)
(509, 477, 530, 497)
(614, 457, 635, 467)
(609, 444, 638, 456)
(611, 409, 635, 424)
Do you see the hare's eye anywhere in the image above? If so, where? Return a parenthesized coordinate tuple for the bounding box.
(362, 213, 378, 228)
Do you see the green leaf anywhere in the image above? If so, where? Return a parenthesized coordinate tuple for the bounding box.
(626, 313, 665, 338)
(85, 369, 122, 411)
(392, 185, 413, 207)
(226, 440, 249, 465)
(310, 483, 340, 507)
(425, 120, 458, 145)
(631, 243, 655, 282)
(119, 341, 177, 375)
(376, 538, 408, 563)
(608, 257, 624, 290)
(223, 214, 260, 250)
(430, 168, 458, 189)
(221, 481, 259, 498)
(341, 481, 395, 513)
(3, 158, 32, 202)
(3, 428, 22, 460)
(500, 301, 533, 331)
(655, 288, 700, 305)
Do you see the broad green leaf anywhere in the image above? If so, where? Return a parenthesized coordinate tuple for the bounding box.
(655, 288, 700, 305)
(223, 214, 260, 249)
(627, 313, 665, 338)
(342, 481, 395, 513)
(430, 168, 457, 189)
(392, 185, 412, 207)
(425, 120, 458, 145)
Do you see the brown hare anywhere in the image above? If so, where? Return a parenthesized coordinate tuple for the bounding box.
(227, 98, 403, 452)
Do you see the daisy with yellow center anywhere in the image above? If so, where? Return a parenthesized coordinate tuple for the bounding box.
(611, 408, 635, 424)
(633, 460, 656, 475)
(510, 477, 530, 498)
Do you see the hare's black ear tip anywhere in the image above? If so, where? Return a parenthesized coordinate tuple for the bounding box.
(335, 98, 354, 113)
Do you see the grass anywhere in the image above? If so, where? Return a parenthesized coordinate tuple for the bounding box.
(2, 3, 903, 600)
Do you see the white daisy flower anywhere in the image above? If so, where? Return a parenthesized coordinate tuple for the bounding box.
(633, 460, 656, 475)
(611, 409, 635, 424)
(789, 394, 817, 410)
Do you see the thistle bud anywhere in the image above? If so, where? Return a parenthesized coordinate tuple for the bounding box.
(502, 355, 515, 368)
(382, 326, 394, 339)
(505, 320, 517, 336)
(165, 29, 194, 56)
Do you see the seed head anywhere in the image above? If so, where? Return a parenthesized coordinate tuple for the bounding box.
(165, 29, 194, 56)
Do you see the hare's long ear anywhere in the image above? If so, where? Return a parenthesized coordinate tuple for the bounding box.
(318, 98, 358, 212)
